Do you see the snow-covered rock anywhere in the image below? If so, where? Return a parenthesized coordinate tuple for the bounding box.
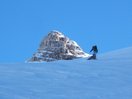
(29, 30, 90, 62)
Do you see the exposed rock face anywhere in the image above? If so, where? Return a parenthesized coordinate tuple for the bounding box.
(29, 30, 90, 62)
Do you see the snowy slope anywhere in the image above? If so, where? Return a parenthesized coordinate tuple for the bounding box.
(0, 47, 132, 99)
(99, 47, 132, 60)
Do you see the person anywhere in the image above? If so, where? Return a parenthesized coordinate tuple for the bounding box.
(88, 45, 98, 60)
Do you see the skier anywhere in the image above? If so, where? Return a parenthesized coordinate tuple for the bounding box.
(88, 45, 98, 60)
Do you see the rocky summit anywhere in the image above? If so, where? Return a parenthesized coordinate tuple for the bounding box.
(29, 30, 90, 62)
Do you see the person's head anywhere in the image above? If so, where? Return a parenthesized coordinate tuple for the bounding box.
(92, 45, 97, 48)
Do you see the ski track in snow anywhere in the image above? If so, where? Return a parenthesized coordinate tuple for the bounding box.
(0, 47, 132, 99)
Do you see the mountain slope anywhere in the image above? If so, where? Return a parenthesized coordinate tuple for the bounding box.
(99, 47, 132, 60)
(0, 47, 132, 99)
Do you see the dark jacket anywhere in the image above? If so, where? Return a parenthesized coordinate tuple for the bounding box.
(90, 45, 98, 54)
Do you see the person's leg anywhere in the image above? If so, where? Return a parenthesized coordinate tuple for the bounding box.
(93, 54, 96, 59)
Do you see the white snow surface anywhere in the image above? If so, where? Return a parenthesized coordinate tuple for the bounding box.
(0, 47, 132, 99)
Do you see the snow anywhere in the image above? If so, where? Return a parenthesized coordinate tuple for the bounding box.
(99, 47, 132, 60)
(0, 47, 132, 99)
(50, 30, 65, 38)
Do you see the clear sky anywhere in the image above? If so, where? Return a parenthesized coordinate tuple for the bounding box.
(0, 0, 131, 62)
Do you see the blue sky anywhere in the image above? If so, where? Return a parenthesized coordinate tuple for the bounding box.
(0, 0, 131, 62)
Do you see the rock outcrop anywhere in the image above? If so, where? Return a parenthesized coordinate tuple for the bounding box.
(29, 30, 90, 62)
